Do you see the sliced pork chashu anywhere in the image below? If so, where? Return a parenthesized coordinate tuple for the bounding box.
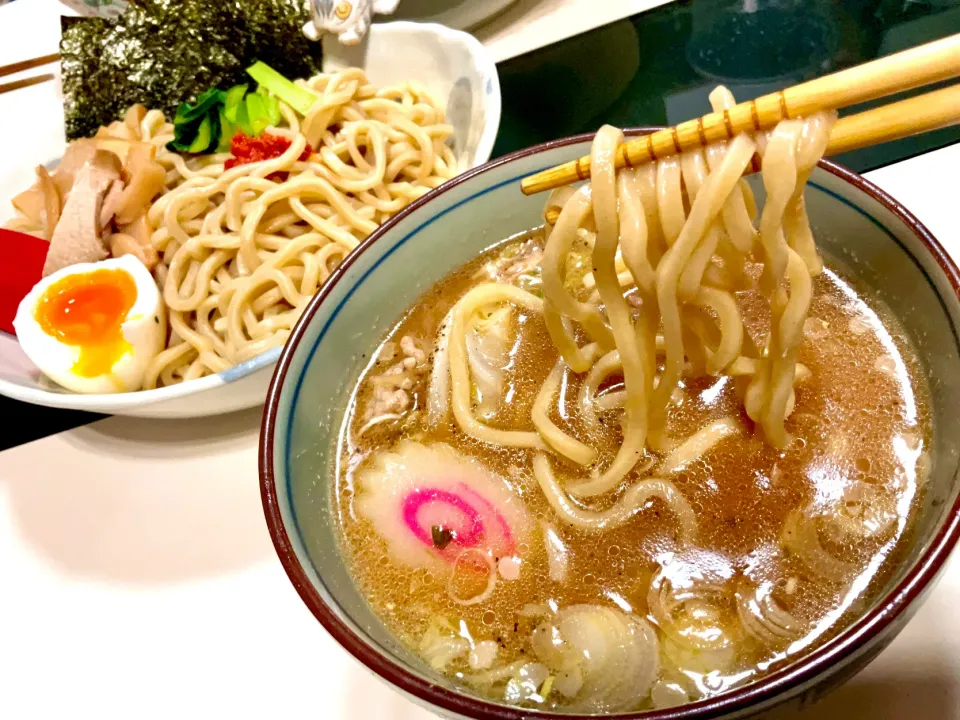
(42, 151, 123, 277)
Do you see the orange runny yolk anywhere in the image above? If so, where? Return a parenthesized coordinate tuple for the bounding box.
(34, 268, 138, 378)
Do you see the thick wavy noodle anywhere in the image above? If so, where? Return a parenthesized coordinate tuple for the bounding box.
(140, 71, 455, 386)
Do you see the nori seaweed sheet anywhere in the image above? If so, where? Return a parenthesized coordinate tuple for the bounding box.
(61, 0, 322, 139)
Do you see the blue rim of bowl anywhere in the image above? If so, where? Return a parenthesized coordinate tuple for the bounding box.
(260, 130, 960, 720)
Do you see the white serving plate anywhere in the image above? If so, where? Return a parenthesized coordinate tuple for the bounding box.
(387, 0, 520, 32)
(0, 21, 501, 418)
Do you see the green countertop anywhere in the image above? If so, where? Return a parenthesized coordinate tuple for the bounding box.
(493, 0, 960, 172)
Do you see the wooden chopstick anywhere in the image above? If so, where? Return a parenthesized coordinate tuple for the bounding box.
(522, 33, 960, 195)
(540, 83, 960, 225)
(826, 83, 960, 153)
(0, 52, 60, 96)
(0, 73, 55, 96)
(0, 53, 60, 80)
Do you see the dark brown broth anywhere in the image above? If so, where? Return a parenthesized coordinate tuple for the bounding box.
(333, 234, 931, 709)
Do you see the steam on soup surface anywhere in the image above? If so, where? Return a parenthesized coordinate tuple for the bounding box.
(333, 234, 930, 712)
(331, 117, 931, 712)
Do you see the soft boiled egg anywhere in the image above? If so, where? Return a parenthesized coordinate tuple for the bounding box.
(13, 255, 165, 393)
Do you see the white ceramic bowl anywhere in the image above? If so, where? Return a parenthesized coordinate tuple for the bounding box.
(0, 21, 501, 418)
(261, 131, 960, 720)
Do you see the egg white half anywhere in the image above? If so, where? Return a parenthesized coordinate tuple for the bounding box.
(13, 255, 166, 394)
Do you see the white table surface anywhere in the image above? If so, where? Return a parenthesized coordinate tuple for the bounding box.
(2, 1, 960, 719)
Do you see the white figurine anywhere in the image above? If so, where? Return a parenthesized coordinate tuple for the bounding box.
(303, 0, 401, 46)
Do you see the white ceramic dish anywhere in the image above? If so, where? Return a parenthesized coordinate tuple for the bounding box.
(387, 0, 520, 32)
(261, 131, 960, 720)
(322, 22, 501, 170)
(0, 21, 501, 419)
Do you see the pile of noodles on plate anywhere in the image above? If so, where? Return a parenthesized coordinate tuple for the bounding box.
(6, 63, 457, 391)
